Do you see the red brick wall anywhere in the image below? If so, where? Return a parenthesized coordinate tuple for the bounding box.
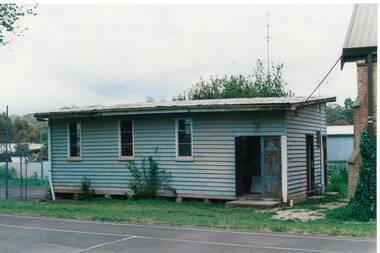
(348, 60, 377, 198)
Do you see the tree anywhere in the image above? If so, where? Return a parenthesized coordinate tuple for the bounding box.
(176, 59, 293, 100)
(326, 98, 353, 125)
(0, 113, 47, 144)
(0, 4, 37, 46)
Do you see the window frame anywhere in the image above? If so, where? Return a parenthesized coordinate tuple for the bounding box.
(118, 119, 134, 160)
(67, 122, 82, 160)
(175, 118, 193, 161)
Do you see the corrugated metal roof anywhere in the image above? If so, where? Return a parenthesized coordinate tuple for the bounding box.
(327, 125, 354, 135)
(343, 4, 377, 49)
(34, 96, 336, 119)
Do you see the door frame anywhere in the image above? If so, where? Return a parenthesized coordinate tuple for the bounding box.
(306, 134, 315, 194)
(235, 136, 261, 196)
(322, 135, 328, 188)
(235, 135, 284, 200)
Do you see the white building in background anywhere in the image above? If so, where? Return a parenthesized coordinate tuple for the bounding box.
(326, 125, 354, 168)
(0, 143, 50, 179)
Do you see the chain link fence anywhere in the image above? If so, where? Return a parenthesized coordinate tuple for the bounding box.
(0, 158, 48, 200)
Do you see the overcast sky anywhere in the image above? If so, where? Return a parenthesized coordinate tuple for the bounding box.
(0, 4, 357, 115)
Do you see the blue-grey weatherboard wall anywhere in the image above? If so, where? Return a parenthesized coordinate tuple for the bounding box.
(36, 97, 333, 203)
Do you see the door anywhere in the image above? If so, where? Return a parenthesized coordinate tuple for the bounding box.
(322, 136, 328, 188)
(261, 136, 282, 198)
(306, 135, 315, 193)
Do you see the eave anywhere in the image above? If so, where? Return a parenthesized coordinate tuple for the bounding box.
(341, 46, 377, 69)
(34, 97, 336, 121)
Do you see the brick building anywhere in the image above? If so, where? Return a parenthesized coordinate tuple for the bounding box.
(341, 4, 377, 198)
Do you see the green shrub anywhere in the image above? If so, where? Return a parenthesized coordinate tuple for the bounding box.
(80, 176, 93, 200)
(327, 165, 348, 197)
(330, 129, 376, 221)
(0, 166, 17, 179)
(127, 156, 176, 199)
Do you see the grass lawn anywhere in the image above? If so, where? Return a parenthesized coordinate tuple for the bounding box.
(0, 195, 375, 237)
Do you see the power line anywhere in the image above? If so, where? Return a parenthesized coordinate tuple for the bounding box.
(305, 55, 342, 102)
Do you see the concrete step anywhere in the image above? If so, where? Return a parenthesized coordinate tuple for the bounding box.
(239, 195, 279, 201)
(226, 200, 281, 209)
(325, 192, 339, 196)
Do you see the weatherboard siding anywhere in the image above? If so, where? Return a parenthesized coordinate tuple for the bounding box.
(50, 111, 286, 199)
(286, 104, 327, 201)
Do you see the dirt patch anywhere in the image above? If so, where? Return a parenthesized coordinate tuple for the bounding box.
(317, 202, 346, 210)
(272, 209, 324, 222)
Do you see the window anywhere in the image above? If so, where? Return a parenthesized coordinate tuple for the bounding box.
(119, 120, 133, 157)
(316, 131, 321, 148)
(68, 122, 81, 158)
(176, 118, 192, 157)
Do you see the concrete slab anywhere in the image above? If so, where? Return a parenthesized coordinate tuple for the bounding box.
(307, 195, 325, 200)
(226, 200, 281, 208)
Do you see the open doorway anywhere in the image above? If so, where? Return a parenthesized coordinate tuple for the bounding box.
(235, 136, 282, 199)
(322, 136, 328, 188)
(306, 134, 315, 194)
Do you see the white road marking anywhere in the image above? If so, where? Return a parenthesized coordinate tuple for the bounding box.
(136, 235, 344, 253)
(0, 224, 129, 237)
(0, 223, 344, 253)
(0, 213, 374, 242)
(74, 236, 137, 253)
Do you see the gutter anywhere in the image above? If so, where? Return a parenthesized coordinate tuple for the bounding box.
(34, 97, 336, 121)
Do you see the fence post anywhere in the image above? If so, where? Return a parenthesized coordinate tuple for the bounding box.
(25, 158, 28, 201)
(40, 129, 43, 185)
(19, 155, 23, 200)
(4, 105, 9, 200)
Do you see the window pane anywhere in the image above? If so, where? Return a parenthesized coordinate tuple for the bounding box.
(178, 119, 186, 131)
(121, 131, 133, 144)
(178, 131, 191, 144)
(121, 120, 132, 132)
(121, 144, 133, 156)
(177, 118, 192, 157)
(184, 118, 192, 129)
(179, 144, 192, 156)
(69, 122, 80, 157)
(120, 120, 133, 156)
(70, 145, 78, 157)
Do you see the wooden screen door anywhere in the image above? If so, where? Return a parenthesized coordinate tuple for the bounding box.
(306, 135, 315, 193)
(261, 136, 282, 198)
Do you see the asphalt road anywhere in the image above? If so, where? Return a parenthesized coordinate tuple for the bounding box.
(0, 214, 376, 253)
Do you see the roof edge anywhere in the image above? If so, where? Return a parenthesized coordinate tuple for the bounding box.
(34, 96, 336, 120)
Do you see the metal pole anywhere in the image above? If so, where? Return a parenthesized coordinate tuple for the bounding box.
(367, 53, 374, 136)
(19, 155, 23, 200)
(4, 105, 9, 199)
(319, 103, 325, 193)
(25, 158, 27, 201)
(40, 128, 43, 185)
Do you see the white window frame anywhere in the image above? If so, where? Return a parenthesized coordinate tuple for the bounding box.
(67, 122, 81, 160)
(118, 119, 134, 160)
(175, 118, 193, 161)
